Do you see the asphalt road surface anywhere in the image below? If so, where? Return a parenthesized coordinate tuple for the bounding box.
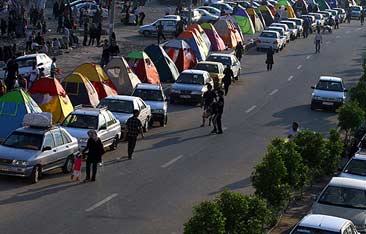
(0, 22, 365, 234)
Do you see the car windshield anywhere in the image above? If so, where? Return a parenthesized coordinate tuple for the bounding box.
(318, 185, 366, 209)
(260, 32, 277, 38)
(3, 131, 43, 150)
(62, 114, 98, 129)
(196, 63, 220, 73)
(176, 73, 204, 85)
(207, 55, 232, 66)
(283, 22, 295, 29)
(133, 89, 164, 102)
(344, 159, 366, 176)
(269, 28, 283, 36)
(97, 99, 134, 113)
(292, 226, 338, 234)
(315, 80, 343, 92)
(351, 6, 361, 11)
(15, 58, 36, 68)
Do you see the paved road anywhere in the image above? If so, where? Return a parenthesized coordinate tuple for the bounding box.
(0, 22, 365, 234)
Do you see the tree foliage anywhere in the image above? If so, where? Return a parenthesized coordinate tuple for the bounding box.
(323, 129, 344, 174)
(338, 101, 365, 134)
(349, 82, 366, 110)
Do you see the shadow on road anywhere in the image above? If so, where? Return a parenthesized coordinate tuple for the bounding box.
(285, 52, 315, 57)
(208, 177, 252, 195)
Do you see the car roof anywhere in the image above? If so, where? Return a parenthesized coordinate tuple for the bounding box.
(15, 125, 60, 135)
(328, 177, 366, 190)
(135, 83, 162, 91)
(261, 30, 280, 34)
(319, 76, 342, 82)
(16, 54, 44, 60)
(280, 20, 296, 24)
(104, 95, 139, 101)
(157, 18, 179, 22)
(298, 214, 350, 232)
(268, 26, 284, 30)
(209, 53, 234, 58)
(71, 106, 109, 116)
(197, 61, 222, 66)
(181, 69, 208, 75)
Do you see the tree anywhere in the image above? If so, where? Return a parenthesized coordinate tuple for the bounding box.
(252, 147, 291, 212)
(349, 82, 366, 110)
(337, 101, 365, 146)
(323, 129, 344, 175)
(293, 130, 328, 180)
(217, 190, 272, 234)
(270, 138, 309, 191)
(184, 201, 226, 234)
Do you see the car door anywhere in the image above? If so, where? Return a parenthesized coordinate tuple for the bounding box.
(52, 129, 70, 167)
(105, 111, 120, 142)
(61, 129, 75, 156)
(231, 56, 240, 77)
(39, 132, 56, 171)
(97, 113, 109, 147)
(137, 99, 148, 124)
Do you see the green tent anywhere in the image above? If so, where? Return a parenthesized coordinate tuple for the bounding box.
(316, 0, 331, 10)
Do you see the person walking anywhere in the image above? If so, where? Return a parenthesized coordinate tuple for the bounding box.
(50, 57, 57, 78)
(211, 90, 224, 134)
(288, 121, 300, 139)
(200, 83, 216, 127)
(266, 47, 275, 71)
(222, 65, 234, 96)
(71, 154, 83, 181)
(361, 11, 365, 26)
(5, 56, 19, 90)
(124, 110, 144, 160)
(235, 41, 244, 62)
(82, 130, 105, 182)
(157, 21, 166, 44)
(303, 18, 310, 38)
(83, 21, 89, 46)
(314, 31, 322, 53)
(335, 15, 340, 29)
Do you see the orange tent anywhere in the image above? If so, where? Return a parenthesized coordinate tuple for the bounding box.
(126, 51, 160, 84)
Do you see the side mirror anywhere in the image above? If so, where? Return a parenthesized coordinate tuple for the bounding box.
(311, 86, 315, 89)
(42, 146, 52, 151)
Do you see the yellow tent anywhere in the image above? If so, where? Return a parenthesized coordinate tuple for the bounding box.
(275, 3, 296, 18)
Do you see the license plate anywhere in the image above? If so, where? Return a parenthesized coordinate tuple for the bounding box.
(323, 102, 333, 106)
(180, 95, 191, 99)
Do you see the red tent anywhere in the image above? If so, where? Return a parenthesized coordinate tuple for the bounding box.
(126, 51, 160, 84)
(163, 39, 197, 72)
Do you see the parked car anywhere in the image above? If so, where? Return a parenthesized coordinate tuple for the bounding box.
(270, 23, 291, 42)
(138, 18, 179, 37)
(339, 153, 366, 180)
(285, 18, 304, 36)
(163, 15, 182, 21)
(71, 2, 108, 18)
(195, 61, 225, 89)
(97, 96, 151, 132)
(350, 6, 362, 19)
(206, 53, 241, 79)
(290, 214, 360, 234)
(195, 8, 219, 23)
(132, 84, 167, 127)
(300, 15, 317, 31)
(67, 0, 96, 7)
(15, 53, 52, 77)
(308, 12, 325, 26)
(326, 9, 339, 18)
(198, 6, 221, 17)
(267, 26, 288, 48)
(318, 11, 335, 25)
(280, 20, 298, 40)
(180, 9, 202, 24)
(0, 114, 79, 183)
(210, 2, 233, 14)
(311, 177, 366, 233)
(255, 30, 282, 52)
(333, 8, 347, 22)
(170, 69, 214, 104)
(61, 106, 121, 150)
(358, 135, 366, 153)
(310, 76, 346, 111)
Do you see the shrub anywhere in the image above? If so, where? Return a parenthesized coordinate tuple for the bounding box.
(323, 129, 344, 174)
(349, 82, 366, 110)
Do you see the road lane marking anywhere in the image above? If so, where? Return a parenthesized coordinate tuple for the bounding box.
(246, 105, 257, 113)
(269, 89, 279, 96)
(306, 55, 311, 60)
(336, 35, 341, 38)
(288, 75, 294, 81)
(297, 65, 302, 70)
(161, 155, 183, 168)
(85, 193, 118, 212)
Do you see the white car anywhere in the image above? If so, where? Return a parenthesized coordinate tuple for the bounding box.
(198, 6, 221, 17)
(210, 2, 233, 14)
(97, 95, 151, 133)
(339, 153, 366, 180)
(72, 2, 108, 18)
(280, 20, 298, 40)
(290, 214, 360, 234)
(195, 8, 219, 23)
(311, 177, 366, 233)
(267, 26, 287, 49)
(206, 53, 241, 79)
(15, 53, 52, 77)
(61, 106, 121, 150)
(256, 30, 282, 52)
(308, 12, 326, 26)
(181, 9, 202, 24)
(311, 76, 346, 111)
(139, 18, 180, 37)
(270, 23, 291, 42)
(285, 18, 304, 36)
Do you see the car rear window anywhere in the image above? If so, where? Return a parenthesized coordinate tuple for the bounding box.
(292, 226, 338, 234)
(3, 131, 43, 150)
(319, 185, 366, 209)
(15, 58, 36, 68)
(260, 32, 277, 38)
(176, 73, 204, 85)
(316, 80, 343, 92)
(196, 63, 219, 73)
(207, 56, 231, 66)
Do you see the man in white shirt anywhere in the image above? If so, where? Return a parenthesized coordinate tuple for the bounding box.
(314, 31, 322, 53)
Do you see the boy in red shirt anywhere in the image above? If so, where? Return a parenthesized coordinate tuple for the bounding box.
(71, 154, 83, 181)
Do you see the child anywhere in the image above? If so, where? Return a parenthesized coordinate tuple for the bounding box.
(71, 154, 83, 181)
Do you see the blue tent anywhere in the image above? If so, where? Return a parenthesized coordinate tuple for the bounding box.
(144, 44, 179, 83)
(0, 89, 42, 140)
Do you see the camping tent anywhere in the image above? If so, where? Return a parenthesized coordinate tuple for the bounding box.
(73, 63, 118, 100)
(62, 72, 100, 107)
(144, 44, 179, 83)
(201, 23, 226, 51)
(178, 31, 207, 61)
(104, 56, 141, 95)
(126, 51, 161, 84)
(29, 77, 74, 123)
(254, 7, 267, 27)
(0, 89, 42, 139)
(187, 24, 212, 52)
(233, 7, 256, 35)
(163, 39, 197, 72)
(214, 19, 239, 48)
(187, 28, 210, 57)
(219, 15, 245, 42)
(246, 8, 265, 32)
(258, 5, 275, 26)
(315, 0, 331, 10)
(325, 0, 337, 8)
(275, 0, 297, 18)
(293, 0, 309, 14)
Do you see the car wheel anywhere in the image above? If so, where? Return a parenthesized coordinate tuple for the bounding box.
(62, 156, 74, 173)
(110, 136, 119, 150)
(143, 31, 151, 37)
(310, 103, 316, 111)
(30, 165, 41, 184)
(143, 119, 149, 132)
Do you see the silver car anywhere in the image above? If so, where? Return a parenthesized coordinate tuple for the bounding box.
(0, 126, 78, 183)
(206, 53, 241, 79)
(97, 96, 152, 133)
(195, 8, 219, 23)
(62, 106, 122, 150)
(311, 177, 366, 233)
(311, 76, 346, 111)
(132, 84, 168, 127)
(339, 153, 366, 180)
(138, 18, 179, 37)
